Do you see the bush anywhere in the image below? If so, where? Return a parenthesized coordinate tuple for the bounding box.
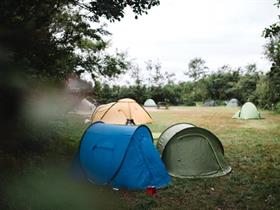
(275, 101, 280, 114)
(215, 100, 225, 106)
(184, 99, 196, 106)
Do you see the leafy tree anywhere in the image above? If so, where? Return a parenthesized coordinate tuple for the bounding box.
(0, 0, 159, 80)
(263, 0, 280, 104)
(131, 85, 149, 103)
(185, 57, 208, 81)
(233, 63, 260, 103)
(244, 63, 258, 75)
(267, 64, 280, 103)
(129, 64, 143, 86)
(162, 84, 184, 105)
(165, 71, 176, 85)
(235, 74, 259, 103)
(149, 86, 165, 102)
(179, 82, 196, 104)
(92, 80, 102, 99)
(117, 85, 148, 103)
(146, 60, 165, 86)
(200, 72, 232, 101)
(190, 65, 260, 103)
(263, 4, 280, 66)
(254, 75, 271, 108)
(98, 83, 114, 103)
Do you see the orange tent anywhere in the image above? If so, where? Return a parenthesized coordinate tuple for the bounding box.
(91, 98, 152, 125)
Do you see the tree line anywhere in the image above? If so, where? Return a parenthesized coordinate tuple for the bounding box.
(90, 59, 278, 111)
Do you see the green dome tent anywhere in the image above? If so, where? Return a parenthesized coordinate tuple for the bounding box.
(144, 99, 157, 107)
(157, 123, 231, 178)
(232, 102, 261, 119)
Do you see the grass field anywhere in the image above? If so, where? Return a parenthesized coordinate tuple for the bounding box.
(118, 107, 280, 210)
(1, 106, 280, 210)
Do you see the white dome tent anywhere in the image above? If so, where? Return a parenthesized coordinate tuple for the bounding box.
(226, 98, 239, 107)
(144, 99, 157, 107)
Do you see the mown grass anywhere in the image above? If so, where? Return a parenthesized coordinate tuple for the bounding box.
(1, 107, 280, 210)
(139, 107, 280, 210)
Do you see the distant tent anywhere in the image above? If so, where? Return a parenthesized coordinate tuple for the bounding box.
(157, 123, 231, 178)
(203, 100, 217, 107)
(232, 102, 261, 119)
(144, 99, 157, 107)
(226, 98, 239, 107)
(91, 98, 152, 125)
(72, 122, 170, 189)
(71, 98, 96, 115)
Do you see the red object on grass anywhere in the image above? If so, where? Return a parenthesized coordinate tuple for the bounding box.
(146, 186, 156, 196)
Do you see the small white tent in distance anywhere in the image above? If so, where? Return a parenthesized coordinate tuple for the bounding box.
(144, 99, 157, 107)
(226, 98, 239, 107)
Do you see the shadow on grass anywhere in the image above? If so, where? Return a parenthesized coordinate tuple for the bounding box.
(1, 165, 125, 210)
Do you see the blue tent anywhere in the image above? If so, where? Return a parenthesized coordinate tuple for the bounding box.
(73, 122, 170, 190)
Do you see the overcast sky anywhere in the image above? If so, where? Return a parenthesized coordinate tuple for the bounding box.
(105, 0, 279, 81)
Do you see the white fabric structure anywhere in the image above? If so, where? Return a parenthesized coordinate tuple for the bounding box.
(71, 98, 96, 115)
(144, 99, 157, 107)
(226, 98, 239, 107)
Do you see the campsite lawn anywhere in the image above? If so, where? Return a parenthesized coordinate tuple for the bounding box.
(124, 107, 280, 210)
(1, 106, 280, 210)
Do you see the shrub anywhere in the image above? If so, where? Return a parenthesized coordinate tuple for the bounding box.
(275, 101, 280, 113)
(183, 98, 196, 106)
